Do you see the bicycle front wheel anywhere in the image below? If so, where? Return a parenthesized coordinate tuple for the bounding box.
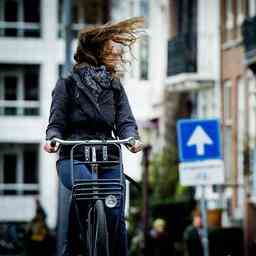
(87, 200, 109, 256)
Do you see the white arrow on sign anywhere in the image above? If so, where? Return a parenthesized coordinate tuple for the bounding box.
(187, 126, 213, 155)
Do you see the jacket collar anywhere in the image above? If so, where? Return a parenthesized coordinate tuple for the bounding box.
(71, 71, 114, 131)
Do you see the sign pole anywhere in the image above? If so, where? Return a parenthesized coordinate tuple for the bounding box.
(177, 119, 224, 256)
(200, 185, 209, 256)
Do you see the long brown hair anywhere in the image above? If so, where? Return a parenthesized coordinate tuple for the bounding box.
(73, 17, 145, 78)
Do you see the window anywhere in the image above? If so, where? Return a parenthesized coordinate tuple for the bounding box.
(0, 65, 40, 116)
(198, 89, 213, 118)
(139, 0, 150, 80)
(237, 78, 245, 180)
(237, 0, 243, 24)
(129, 0, 135, 17)
(58, 0, 108, 37)
(139, 35, 149, 80)
(226, 0, 234, 29)
(0, 0, 41, 37)
(248, 0, 256, 17)
(140, 0, 149, 28)
(223, 79, 233, 181)
(236, 0, 249, 38)
(248, 73, 256, 143)
(223, 0, 234, 42)
(223, 0, 249, 42)
(190, 92, 198, 118)
(0, 144, 39, 195)
(224, 80, 232, 124)
(224, 126, 233, 182)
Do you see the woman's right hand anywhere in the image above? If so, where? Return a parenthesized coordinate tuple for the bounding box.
(43, 140, 60, 153)
(126, 139, 143, 153)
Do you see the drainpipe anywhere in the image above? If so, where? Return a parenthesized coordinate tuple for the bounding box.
(142, 144, 151, 255)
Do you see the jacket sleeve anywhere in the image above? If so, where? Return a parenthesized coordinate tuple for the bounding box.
(45, 78, 69, 140)
(115, 80, 140, 140)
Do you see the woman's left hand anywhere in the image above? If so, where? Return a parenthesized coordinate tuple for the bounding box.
(127, 140, 143, 153)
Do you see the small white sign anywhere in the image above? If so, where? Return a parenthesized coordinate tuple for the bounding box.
(179, 159, 224, 186)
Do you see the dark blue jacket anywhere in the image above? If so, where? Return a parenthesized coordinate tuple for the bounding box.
(46, 70, 139, 160)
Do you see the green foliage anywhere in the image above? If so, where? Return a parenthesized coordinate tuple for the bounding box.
(149, 144, 189, 204)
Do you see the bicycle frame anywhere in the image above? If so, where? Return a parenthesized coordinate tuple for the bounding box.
(52, 137, 135, 256)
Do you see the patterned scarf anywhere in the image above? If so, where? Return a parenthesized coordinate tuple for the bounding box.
(75, 65, 112, 100)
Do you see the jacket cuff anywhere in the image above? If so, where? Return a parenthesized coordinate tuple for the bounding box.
(45, 128, 62, 141)
(118, 131, 140, 141)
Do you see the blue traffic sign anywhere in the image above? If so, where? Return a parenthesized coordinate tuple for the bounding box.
(177, 119, 222, 162)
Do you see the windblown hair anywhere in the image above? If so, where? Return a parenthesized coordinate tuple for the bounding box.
(73, 17, 145, 78)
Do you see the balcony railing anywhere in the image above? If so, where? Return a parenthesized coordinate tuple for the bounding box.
(242, 16, 256, 70)
(167, 32, 197, 77)
(0, 100, 40, 116)
(0, 21, 41, 37)
(0, 184, 39, 195)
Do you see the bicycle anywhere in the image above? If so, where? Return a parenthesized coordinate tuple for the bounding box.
(51, 137, 136, 256)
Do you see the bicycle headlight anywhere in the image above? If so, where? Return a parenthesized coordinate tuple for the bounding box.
(105, 195, 117, 208)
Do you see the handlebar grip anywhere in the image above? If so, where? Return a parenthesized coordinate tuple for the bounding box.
(50, 140, 56, 147)
(126, 137, 136, 147)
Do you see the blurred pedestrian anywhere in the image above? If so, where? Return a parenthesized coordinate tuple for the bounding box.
(0, 223, 24, 254)
(148, 218, 175, 256)
(183, 211, 204, 256)
(129, 228, 143, 256)
(24, 199, 54, 256)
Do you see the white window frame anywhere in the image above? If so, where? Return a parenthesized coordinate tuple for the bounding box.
(0, 0, 4, 36)
(0, 144, 39, 195)
(123, 0, 151, 81)
(236, 0, 245, 26)
(224, 126, 233, 182)
(226, 0, 234, 30)
(248, 73, 256, 147)
(237, 77, 245, 186)
(0, 68, 40, 116)
(249, 0, 256, 17)
(139, 0, 149, 28)
(129, 0, 136, 17)
(139, 34, 150, 80)
(224, 80, 232, 125)
(0, 0, 41, 37)
(198, 89, 213, 118)
(139, 0, 150, 81)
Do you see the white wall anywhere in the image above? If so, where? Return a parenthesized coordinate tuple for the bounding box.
(149, 0, 169, 110)
(197, 0, 221, 118)
(0, 0, 169, 226)
(249, 0, 256, 17)
(0, 0, 61, 228)
(110, 0, 167, 180)
(0, 197, 36, 221)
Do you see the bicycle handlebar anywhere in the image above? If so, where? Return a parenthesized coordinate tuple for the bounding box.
(51, 137, 136, 146)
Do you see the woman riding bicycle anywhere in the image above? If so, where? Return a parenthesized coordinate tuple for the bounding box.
(44, 17, 144, 256)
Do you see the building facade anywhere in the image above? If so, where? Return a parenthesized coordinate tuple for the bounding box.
(164, 0, 221, 209)
(0, 0, 166, 229)
(0, 0, 116, 228)
(241, 1, 256, 255)
(220, 0, 252, 227)
(165, 0, 256, 254)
